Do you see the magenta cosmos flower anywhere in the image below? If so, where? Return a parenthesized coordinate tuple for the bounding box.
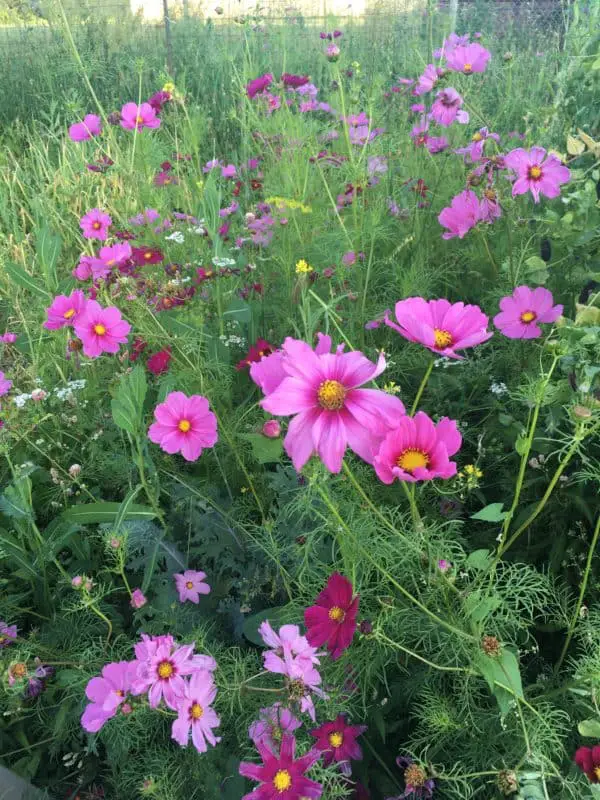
(446, 43, 491, 74)
(310, 714, 367, 776)
(304, 573, 359, 660)
(249, 704, 302, 749)
(504, 146, 570, 203)
(81, 661, 137, 733)
(250, 333, 336, 396)
(0, 372, 13, 397)
(259, 337, 405, 473)
(494, 286, 563, 339)
(130, 588, 147, 609)
(385, 297, 492, 359)
(438, 189, 481, 239)
(148, 392, 218, 462)
(174, 569, 211, 603)
(44, 290, 87, 330)
(90, 243, 133, 279)
(120, 102, 161, 131)
(73, 300, 131, 358)
(134, 641, 196, 710)
(414, 64, 442, 96)
(69, 114, 102, 142)
(430, 88, 469, 127)
(80, 208, 112, 240)
(455, 127, 500, 162)
(374, 411, 462, 484)
(575, 745, 600, 783)
(171, 670, 221, 753)
(239, 733, 323, 800)
(247, 73, 273, 99)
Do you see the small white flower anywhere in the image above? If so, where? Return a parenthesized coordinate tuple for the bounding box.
(212, 256, 236, 268)
(165, 231, 185, 244)
(13, 393, 31, 408)
(490, 381, 508, 396)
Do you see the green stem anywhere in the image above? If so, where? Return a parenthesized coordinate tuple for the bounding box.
(375, 631, 470, 673)
(410, 359, 434, 416)
(479, 228, 498, 277)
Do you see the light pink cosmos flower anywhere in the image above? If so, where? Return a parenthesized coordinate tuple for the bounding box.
(130, 588, 147, 609)
(44, 290, 87, 330)
(120, 102, 161, 131)
(285, 658, 327, 721)
(374, 412, 462, 484)
(504, 146, 570, 203)
(438, 189, 481, 239)
(414, 64, 442, 96)
(221, 164, 237, 178)
(134, 642, 197, 710)
(430, 88, 469, 127)
(427, 136, 449, 154)
(479, 189, 502, 223)
(0, 333, 17, 344)
(259, 622, 321, 675)
(446, 43, 491, 74)
(81, 661, 137, 732)
(174, 570, 211, 604)
(494, 286, 563, 339)
(148, 392, 218, 462)
(80, 209, 112, 241)
(385, 297, 492, 359)
(73, 300, 131, 358)
(171, 670, 221, 753)
(73, 254, 96, 281)
(90, 243, 133, 280)
(250, 333, 342, 397)
(0, 372, 12, 397)
(259, 338, 405, 473)
(69, 114, 102, 142)
(455, 127, 500, 162)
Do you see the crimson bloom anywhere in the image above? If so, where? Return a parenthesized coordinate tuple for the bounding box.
(147, 348, 172, 376)
(132, 246, 164, 266)
(575, 745, 600, 783)
(73, 301, 131, 359)
(120, 102, 161, 131)
(504, 146, 570, 203)
(247, 73, 273, 99)
(239, 733, 323, 800)
(305, 573, 359, 659)
(282, 73, 310, 87)
(494, 286, 563, 339)
(236, 338, 276, 370)
(44, 290, 87, 330)
(438, 190, 481, 239)
(69, 114, 102, 142)
(148, 391, 218, 461)
(80, 208, 112, 241)
(310, 714, 367, 775)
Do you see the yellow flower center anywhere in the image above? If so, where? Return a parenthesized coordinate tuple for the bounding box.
(136, 115, 144, 124)
(63, 308, 76, 319)
(157, 660, 174, 679)
(94, 324, 106, 336)
(317, 380, 346, 411)
(144, 251, 153, 260)
(433, 328, 453, 349)
(115, 690, 124, 697)
(397, 449, 430, 473)
(528, 165, 542, 180)
(595, 766, 600, 781)
(520, 311, 537, 323)
(463, 62, 473, 73)
(405, 764, 427, 788)
(186, 580, 194, 589)
(12, 663, 27, 678)
(92, 221, 102, 230)
(106, 259, 116, 266)
(273, 770, 292, 792)
(191, 702, 203, 719)
(328, 731, 344, 748)
(472, 132, 483, 142)
(178, 419, 191, 433)
(484, 188, 497, 201)
(329, 605, 345, 622)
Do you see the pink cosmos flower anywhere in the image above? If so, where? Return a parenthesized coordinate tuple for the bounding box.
(0, 333, 17, 344)
(239, 733, 323, 800)
(414, 64, 442, 96)
(455, 127, 499, 162)
(249, 704, 302, 749)
(130, 588, 147, 609)
(438, 190, 481, 239)
(69, 114, 102, 142)
(310, 714, 367, 776)
(44, 290, 87, 330)
(374, 412, 462, 483)
(494, 286, 563, 339)
(410, 118, 430, 147)
(120, 102, 161, 131)
(90, 243, 133, 280)
(385, 297, 492, 359)
(262, 419, 281, 438)
(73, 300, 131, 358)
(259, 338, 405, 473)
(80, 209, 112, 240)
(146, 347, 172, 376)
(73, 254, 96, 281)
(0, 620, 17, 648)
(221, 164, 237, 178)
(504, 146, 570, 203)
(430, 88, 469, 127)
(250, 333, 342, 397)
(174, 570, 211, 603)
(246, 73, 273, 99)
(134, 642, 197, 710)
(259, 622, 321, 675)
(0, 372, 12, 397)
(81, 661, 137, 733)
(427, 136, 449, 154)
(479, 188, 502, 223)
(305, 573, 359, 660)
(446, 43, 491, 74)
(171, 670, 221, 753)
(129, 208, 161, 226)
(148, 392, 218, 462)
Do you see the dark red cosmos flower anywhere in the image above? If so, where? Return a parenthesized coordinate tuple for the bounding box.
(129, 336, 148, 363)
(232, 180, 243, 197)
(282, 73, 310, 88)
(575, 745, 600, 782)
(235, 338, 275, 371)
(239, 733, 322, 800)
(304, 573, 359, 660)
(310, 714, 367, 776)
(148, 91, 171, 113)
(251, 179, 263, 191)
(196, 267, 216, 283)
(132, 247, 164, 266)
(146, 347, 172, 376)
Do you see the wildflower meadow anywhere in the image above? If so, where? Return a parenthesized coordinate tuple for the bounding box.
(1, 1, 600, 798)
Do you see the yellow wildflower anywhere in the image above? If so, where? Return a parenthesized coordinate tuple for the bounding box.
(163, 82, 176, 94)
(295, 259, 313, 274)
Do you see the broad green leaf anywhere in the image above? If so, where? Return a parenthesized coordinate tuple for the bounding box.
(464, 591, 502, 624)
(3, 261, 51, 299)
(61, 502, 156, 525)
(578, 718, 600, 738)
(0, 481, 34, 520)
(474, 648, 523, 716)
(111, 365, 147, 435)
(566, 134, 585, 156)
(470, 503, 508, 522)
(515, 435, 529, 456)
(242, 606, 296, 646)
(223, 296, 251, 325)
(465, 548, 493, 570)
(242, 433, 284, 464)
(35, 224, 61, 293)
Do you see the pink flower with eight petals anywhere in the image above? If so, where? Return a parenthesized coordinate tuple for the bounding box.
(44, 290, 87, 330)
(174, 570, 211, 604)
(504, 146, 570, 203)
(310, 714, 367, 776)
(148, 392, 218, 462)
(120, 102, 161, 131)
(171, 670, 221, 753)
(438, 189, 481, 239)
(493, 286, 563, 339)
(73, 300, 131, 358)
(134, 642, 197, 710)
(80, 209, 112, 241)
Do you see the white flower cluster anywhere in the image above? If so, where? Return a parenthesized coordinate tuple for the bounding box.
(490, 381, 508, 396)
(219, 334, 246, 348)
(13, 380, 87, 408)
(212, 256, 236, 268)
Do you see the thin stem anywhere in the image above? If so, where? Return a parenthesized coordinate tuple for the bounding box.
(479, 228, 498, 277)
(410, 359, 434, 416)
(375, 631, 470, 673)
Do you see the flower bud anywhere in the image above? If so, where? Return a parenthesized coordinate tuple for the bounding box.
(572, 404, 593, 420)
(68, 464, 82, 478)
(130, 588, 147, 609)
(71, 575, 83, 588)
(262, 419, 281, 438)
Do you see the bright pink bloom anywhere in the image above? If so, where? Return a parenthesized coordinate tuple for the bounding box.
(44, 290, 87, 330)
(69, 114, 102, 142)
(494, 286, 563, 339)
(249, 704, 302, 749)
(455, 127, 499, 162)
(259, 338, 405, 473)
(282, 73, 310, 87)
(446, 43, 491, 74)
(575, 745, 600, 783)
(262, 419, 281, 438)
(0, 373, 11, 397)
(130, 588, 147, 609)
(427, 136, 449, 154)
(73, 300, 131, 358)
(81, 661, 137, 732)
(90, 243, 133, 280)
(221, 164, 237, 178)
(120, 102, 161, 131)
(148, 391, 218, 462)
(310, 714, 367, 775)
(247, 73, 273, 99)
(73, 254, 96, 281)
(438, 190, 481, 239)
(304, 573, 359, 660)
(250, 333, 340, 396)
(430, 88, 469, 127)
(259, 622, 320, 675)
(135, 642, 197, 710)
(80, 208, 112, 240)
(504, 146, 570, 203)
(146, 347, 172, 376)
(174, 570, 211, 603)
(239, 733, 323, 800)
(374, 412, 462, 484)
(385, 297, 492, 359)
(414, 64, 441, 96)
(0, 333, 17, 344)
(171, 671, 221, 753)
(410, 118, 429, 147)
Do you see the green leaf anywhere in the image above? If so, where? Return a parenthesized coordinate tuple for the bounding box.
(223, 296, 251, 325)
(222, 757, 246, 800)
(111, 365, 147, 435)
(3, 260, 51, 299)
(55, 669, 85, 688)
(0, 481, 34, 520)
(464, 591, 502, 624)
(523, 256, 549, 285)
(470, 503, 508, 522)
(242, 606, 296, 646)
(242, 433, 284, 464)
(0, 527, 38, 579)
(35, 224, 61, 293)
(515, 435, 529, 456)
(61, 502, 156, 525)
(578, 718, 600, 738)
(475, 648, 523, 716)
(465, 548, 493, 570)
